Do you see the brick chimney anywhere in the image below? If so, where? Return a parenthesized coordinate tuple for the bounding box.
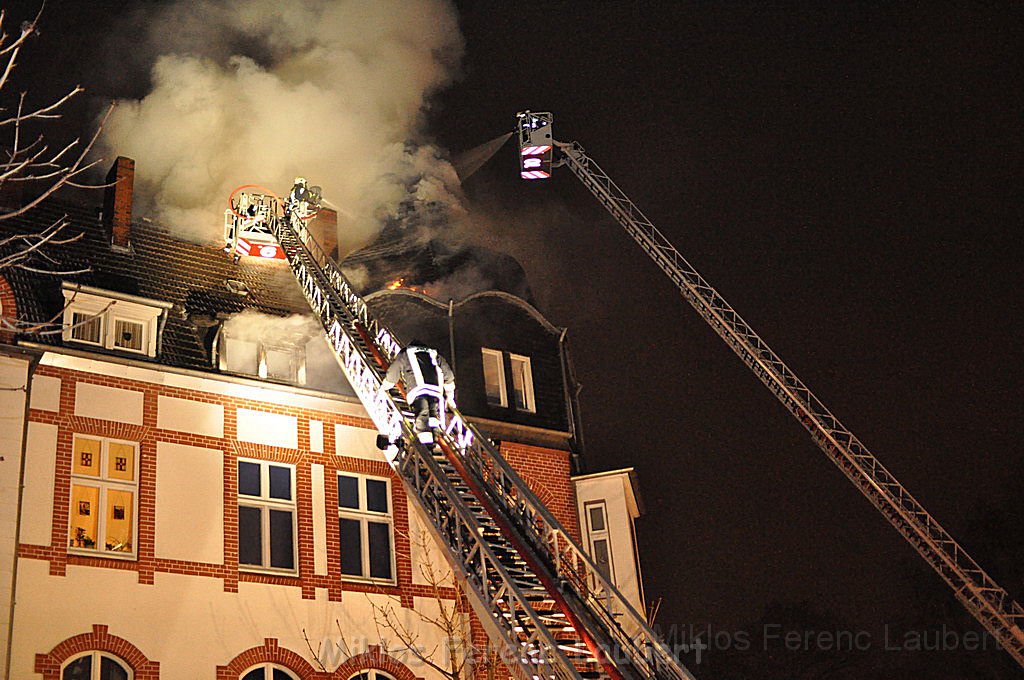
(103, 157, 135, 251)
(310, 207, 338, 259)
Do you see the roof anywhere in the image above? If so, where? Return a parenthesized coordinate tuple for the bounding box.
(1, 198, 310, 372)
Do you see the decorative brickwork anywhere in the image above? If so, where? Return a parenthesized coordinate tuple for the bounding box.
(216, 638, 323, 679)
(330, 645, 423, 680)
(34, 624, 160, 679)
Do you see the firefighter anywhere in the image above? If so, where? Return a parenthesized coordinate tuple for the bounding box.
(379, 341, 456, 448)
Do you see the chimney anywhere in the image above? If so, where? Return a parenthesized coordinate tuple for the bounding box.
(103, 156, 135, 251)
(310, 207, 338, 260)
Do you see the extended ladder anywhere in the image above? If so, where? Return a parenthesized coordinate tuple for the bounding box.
(516, 111, 1024, 668)
(229, 194, 694, 680)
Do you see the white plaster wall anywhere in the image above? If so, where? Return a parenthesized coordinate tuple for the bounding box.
(309, 419, 324, 453)
(311, 463, 328, 575)
(408, 500, 456, 589)
(335, 423, 384, 462)
(10, 559, 453, 680)
(28, 373, 61, 412)
(0, 355, 30, 678)
(75, 382, 144, 425)
(41, 352, 366, 418)
(575, 475, 644, 619)
(237, 408, 298, 449)
(157, 396, 224, 438)
(155, 442, 224, 564)
(20, 422, 58, 546)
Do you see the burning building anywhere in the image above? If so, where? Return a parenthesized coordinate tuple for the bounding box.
(0, 160, 647, 679)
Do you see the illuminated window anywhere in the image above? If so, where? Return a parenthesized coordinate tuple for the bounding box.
(509, 354, 536, 413)
(481, 348, 507, 407)
(238, 460, 297, 573)
(338, 473, 394, 582)
(70, 311, 103, 345)
(112, 318, 145, 352)
(241, 665, 299, 680)
(61, 651, 131, 680)
(69, 436, 138, 557)
(585, 501, 614, 582)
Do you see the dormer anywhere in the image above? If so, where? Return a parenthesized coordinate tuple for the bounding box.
(61, 282, 171, 358)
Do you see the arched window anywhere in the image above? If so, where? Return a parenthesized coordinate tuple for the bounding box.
(61, 651, 131, 680)
(241, 665, 300, 680)
(348, 670, 397, 680)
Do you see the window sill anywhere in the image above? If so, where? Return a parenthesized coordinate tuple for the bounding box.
(341, 575, 398, 587)
(67, 548, 137, 561)
(239, 565, 300, 578)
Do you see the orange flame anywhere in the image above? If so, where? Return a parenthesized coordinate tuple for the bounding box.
(386, 278, 429, 295)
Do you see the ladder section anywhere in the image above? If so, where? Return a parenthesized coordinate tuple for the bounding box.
(554, 140, 1024, 668)
(265, 200, 696, 680)
(264, 207, 588, 680)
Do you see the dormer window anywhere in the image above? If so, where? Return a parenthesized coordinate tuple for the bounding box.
(481, 348, 537, 413)
(218, 332, 308, 386)
(61, 283, 169, 358)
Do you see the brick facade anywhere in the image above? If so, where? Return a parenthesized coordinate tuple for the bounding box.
(0, 274, 17, 343)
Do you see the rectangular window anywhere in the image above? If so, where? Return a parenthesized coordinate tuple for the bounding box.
(237, 459, 297, 573)
(585, 501, 614, 582)
(70, 311, 103, 345)
(112, 318, 146, 352)
(338, 473, 394, 583)
(481, 348, 507, 407)
(509, 354, 536, 412)
(68, 436, 138, 557)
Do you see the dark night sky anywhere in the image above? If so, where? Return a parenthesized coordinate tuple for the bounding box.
(8, 1, 1023, 674)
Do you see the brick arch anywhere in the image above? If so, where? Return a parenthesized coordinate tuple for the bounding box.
(34, 624, 160, 679)
(216, 638, 325, 680)
(331, 645, 423, 680)
(0, 273, 17, 342)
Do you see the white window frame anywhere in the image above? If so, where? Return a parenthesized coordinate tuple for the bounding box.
(237, 458, 298, 575)
(481, 347, 507, 407)
(60, 651, 133, 680)
(585, 500, 615, 583)
(348, 671, 397, 680)
(61, 284, 165, 357)
(509, 353, 536, 413)
(240, 664, 300, 680)
(337, 472, 396, 584)
(68, 435, 139, 560)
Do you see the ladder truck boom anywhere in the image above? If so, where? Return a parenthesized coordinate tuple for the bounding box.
(515, 111, 1024, 668)
(227, 188, 695, 680)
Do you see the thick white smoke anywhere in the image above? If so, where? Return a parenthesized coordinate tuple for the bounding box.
(102, 0, 464, 251)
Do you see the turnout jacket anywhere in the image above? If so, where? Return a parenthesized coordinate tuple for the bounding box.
(380, 346, 456, 402)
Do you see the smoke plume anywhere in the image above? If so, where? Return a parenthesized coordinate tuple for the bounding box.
(102, 0, 465, 252)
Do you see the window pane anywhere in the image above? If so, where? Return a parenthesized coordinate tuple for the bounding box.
(62, 655, 91, 679)
(269, 465, 292, 500)
(226, 337, 259, 375)
(105, 489, 134, 553)
(107, 442, 136, 482)
(269, 509, 294, 569)
(265, 346, 294, 381)
(238, 505, 263, 565)
(365, 479, 388, 513)
(368, 521, 393, 580)
(69, 485, 99, 549)
(72, 437, 102, 477)
(71, 312, 102, 344)
(272, 669, 294, 680)
(482, 350, 505, 406)
(510, 356, 532, 411)
(238, 461, 261, 496)
(588, 505, 606, 532)
(593, 538, 611, 580)
(242, 670, 263, 680)
(100, 656, 130, 680)
(339, 518, 362, 576)
(337, 475, 359, 509)
(113, 319, 144, 351)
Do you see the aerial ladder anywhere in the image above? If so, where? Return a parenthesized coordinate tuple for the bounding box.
(226, 184, 696, 680)
(514, 111, 1024, 668)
